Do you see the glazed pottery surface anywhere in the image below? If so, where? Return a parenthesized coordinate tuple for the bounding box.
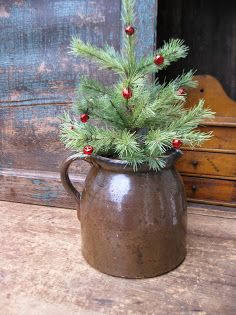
(60, 151, 187, 278)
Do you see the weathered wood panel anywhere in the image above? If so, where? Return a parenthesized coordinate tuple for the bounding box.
(0, 103, 91, 173)
(0, 0, 158, 206)
(0, 0, 157, 107)
(0, 201, 235, 314)
(1, 104, 69, 171)
(0, 168, 81, 208)
(0, 0, 121, 107)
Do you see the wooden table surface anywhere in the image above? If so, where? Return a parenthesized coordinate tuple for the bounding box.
(0, 201, 235, 315)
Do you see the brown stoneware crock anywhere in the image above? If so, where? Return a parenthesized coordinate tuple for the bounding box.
(60, 150, 187, 278)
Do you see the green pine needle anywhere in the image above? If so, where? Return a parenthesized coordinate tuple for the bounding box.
(60, 0, 215, 171)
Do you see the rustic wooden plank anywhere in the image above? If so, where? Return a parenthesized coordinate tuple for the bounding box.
(133, 0, 158, 59)
(1, 104, 68, 171)
(184, 122, 236, 153)
(0, 104, 90, 173)
(188, 204, 236, 217)
(0, 0, 158, 108)
(0, 0, 121, 107)
(0, 168, 84, 208)
(0, 201, 235, 315)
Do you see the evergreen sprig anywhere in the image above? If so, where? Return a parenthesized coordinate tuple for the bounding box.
(70, 38, 125, 75)
(61, 0, 215, 171)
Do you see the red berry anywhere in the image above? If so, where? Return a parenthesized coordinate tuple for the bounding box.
(80, 113, 89, 123)
(125, 25, 135, 36)
(122, 87, 133, 100)
(177, 88, 186, 96)
(83, 145, 94, 155)
(172, 139, 183, 150)
(154, 54, 164, 66)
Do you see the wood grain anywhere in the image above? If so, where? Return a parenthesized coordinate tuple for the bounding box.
(0, 0, 121, 107)
(0, 168, 83, 208)
(176, 151, 236, 178)
(182, 176, 236, 207)
(175, 75, 236, 207)
(0, 201, 235, 315)
(184, 126, 236, 153)
(185, 75, 236, 120)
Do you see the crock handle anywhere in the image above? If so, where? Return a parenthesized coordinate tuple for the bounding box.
(60, 153, 94, 217)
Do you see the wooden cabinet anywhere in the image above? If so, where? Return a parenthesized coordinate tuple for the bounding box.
(176, 75, 236, 207)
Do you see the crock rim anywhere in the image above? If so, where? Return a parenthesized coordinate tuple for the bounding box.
(85, 149, 182, 172)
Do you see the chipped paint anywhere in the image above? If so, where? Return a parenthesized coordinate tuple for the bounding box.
(0, 0, 121, 107)
(32, 190, 58, 202)
(32, 179, 58, 202)
(9, 90, 21, 101)
(121, 0, 157, 59)
(38, 62, 52, 73)
(0, 5, 10, 18)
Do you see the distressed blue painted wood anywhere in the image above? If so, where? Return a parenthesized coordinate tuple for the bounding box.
(120, 0, 157, 59)
(0, 0, 157, 107)
(0, 0, 158, 207)
(135, 0, 158, 59)
(0, 0, 121, 107)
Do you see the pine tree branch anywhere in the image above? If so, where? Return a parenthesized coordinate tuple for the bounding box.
(131, 80, 182, 128)
(70, 38, 125, 75)
(145, 129, 175, 157)
(174, 70, 198, 88)
(167, 99, 215, 132)
(121, 0, 137, 109)
(178, 130, 213, 147)
(87, 98, 127, 129)
(79, 77, 111, 96)
(109, 100, 131, 128)
(60, 1, 216, 171)
(122, 0, 136, 25)
(60, 114, 117, 155)
(135, 39, 189, 79)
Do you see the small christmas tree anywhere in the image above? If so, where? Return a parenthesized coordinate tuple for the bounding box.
(60, 0, 214, 170)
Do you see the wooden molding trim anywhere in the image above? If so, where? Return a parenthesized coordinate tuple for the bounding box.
(180, 172, 236, 182)
(182, 148, 236, 154)
(187, 198, 236, 208)
(186, 75, 236, 121)
(0, 168, 85, 209)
